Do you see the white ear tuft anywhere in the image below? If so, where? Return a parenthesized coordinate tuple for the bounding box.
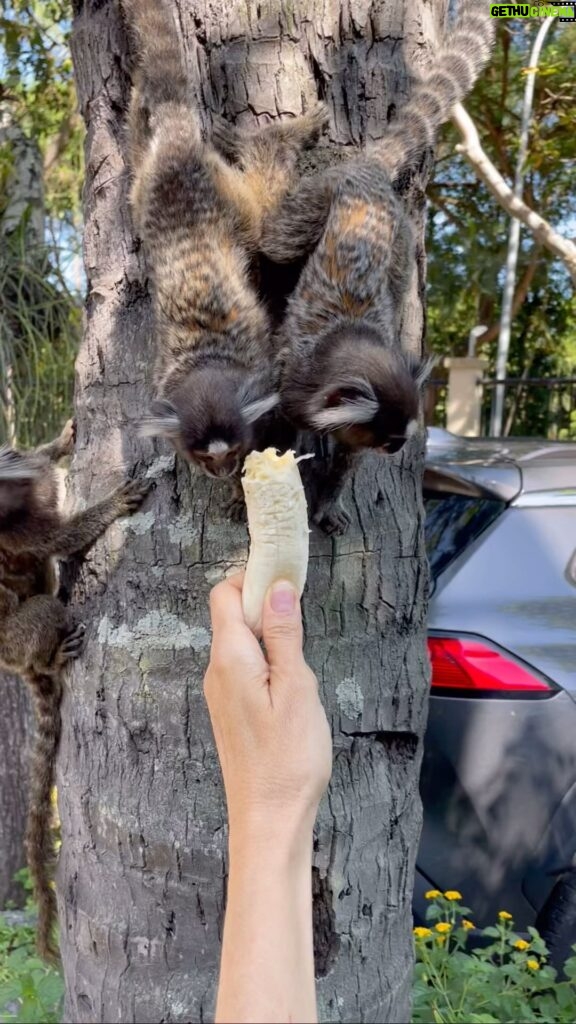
(139, 397, 181, 439)
(406, 353, 436, 389)
(241, 393, 279, 425)
(138, 416, 181, 439)
(311, 396, 379, 432)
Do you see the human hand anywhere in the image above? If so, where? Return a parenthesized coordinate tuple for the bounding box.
(204, 573, 332, 844)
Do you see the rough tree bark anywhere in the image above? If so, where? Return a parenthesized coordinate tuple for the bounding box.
(0, 121, 44, 907)
(0, 680, 31, 906)
(60, 1, 445, 1020)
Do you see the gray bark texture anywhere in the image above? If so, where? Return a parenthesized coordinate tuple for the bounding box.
(0, 678, 31, 907)
(0, 118, 44, 906)
(0, 114, 44, 242)
(60, 1, 445, 1020)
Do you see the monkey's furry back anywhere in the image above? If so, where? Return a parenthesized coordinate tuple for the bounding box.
(121, 0, 250, 368)
(119, 0, 264, 375)
(0, 430, 149, 959)
(0, 447, 65, 962)
(120, 0, 333, 482)
(276, 0, 496, 369)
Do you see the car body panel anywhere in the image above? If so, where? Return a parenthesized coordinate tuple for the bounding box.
(416, 429, 576, 929)
(416, 690, 576, 928)
(430, 506, 576, 697)
(426, 428, 576, 500)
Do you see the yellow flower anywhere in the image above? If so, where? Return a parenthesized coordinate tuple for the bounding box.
(498, 911, 513, 921)
(436, 935, 446, 946)
(444, 890, 462, 901)
(425, 890, 441, 899)
(527, 959, 540, 971)
(435, 922, 452, 934)
(413, 927, 432, 939)
(514, 939, 530, 951)
(462, 919, 475, 930)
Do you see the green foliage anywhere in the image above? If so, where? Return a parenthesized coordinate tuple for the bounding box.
(413, 892, 576, 1024)
(0, 872, 63, 1024)
(1, 1, 83, 228)
(0, 1, 82, 446)
(0, 224, 79, 447)
(427, 19, 576, 435)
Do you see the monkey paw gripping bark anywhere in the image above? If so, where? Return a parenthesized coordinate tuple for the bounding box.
(0, 425, 150, 961)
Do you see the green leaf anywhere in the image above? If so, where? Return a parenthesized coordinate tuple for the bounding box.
(563, 955, 576, 980)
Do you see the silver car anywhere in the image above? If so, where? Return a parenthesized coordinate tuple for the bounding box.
(414, 428, 576, 961)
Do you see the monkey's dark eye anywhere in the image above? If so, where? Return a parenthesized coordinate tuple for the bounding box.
(323, 385, 372, 410)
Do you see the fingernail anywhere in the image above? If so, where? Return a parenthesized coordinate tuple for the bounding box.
(270, 580, 297, 615)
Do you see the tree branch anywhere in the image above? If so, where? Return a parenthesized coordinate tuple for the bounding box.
(451, 102, 576, 286)
(43, 112, 78, 174)
(427, 188, 469, 234)
(472, 110, 514, 179)
(478, 251, 541, 346)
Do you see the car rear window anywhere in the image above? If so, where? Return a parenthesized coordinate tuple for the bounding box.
(424, 494, 506, 581)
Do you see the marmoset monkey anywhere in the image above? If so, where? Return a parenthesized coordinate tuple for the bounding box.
(121, 0, 326, 502)
(0, 420, 149, 960)
(260, 1, 495, 533)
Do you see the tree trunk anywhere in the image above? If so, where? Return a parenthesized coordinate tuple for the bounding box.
(61, 1, 443, 1020)
(0, 118, 44, 908)
(0, 678, 32, 907)
(0, 114, 45, 244)
(0, 114, 45, 444)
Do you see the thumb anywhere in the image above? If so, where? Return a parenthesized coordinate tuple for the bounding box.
(261, 580, 304, 670)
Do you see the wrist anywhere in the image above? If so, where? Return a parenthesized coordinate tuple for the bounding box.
(228, 810, 315, 872)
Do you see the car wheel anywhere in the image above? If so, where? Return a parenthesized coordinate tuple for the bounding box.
(534, 868, 576, 973)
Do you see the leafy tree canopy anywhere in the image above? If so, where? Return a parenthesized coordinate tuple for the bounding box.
(1, 0, 82, 230)
(427, 19, 576, 383)
(0, 1, 82, 446)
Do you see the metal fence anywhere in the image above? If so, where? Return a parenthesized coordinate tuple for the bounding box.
(480, 377, 576, 439)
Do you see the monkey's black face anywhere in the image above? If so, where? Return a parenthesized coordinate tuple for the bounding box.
(309, 376, 419, 454)
(141, 367, 279, 480)
(184, 440, 245, 479)
(175, 401, 251, 478)
(0, 479, 32, 529)
(293, 329, 428, 454)
(333, 414, 418, 454)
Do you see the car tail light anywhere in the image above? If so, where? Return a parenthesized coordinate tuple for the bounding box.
(428, 636, 558, 698)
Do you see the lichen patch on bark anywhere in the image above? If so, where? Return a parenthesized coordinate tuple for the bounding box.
(97, 612, 211, 653)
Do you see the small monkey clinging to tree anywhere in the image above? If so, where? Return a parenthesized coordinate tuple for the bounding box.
(0, 421, 149, 961)
(121, 0, 326, 506)
(260, 0, 495, 534)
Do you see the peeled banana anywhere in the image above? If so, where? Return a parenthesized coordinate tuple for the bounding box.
(241, 448, 310, 634)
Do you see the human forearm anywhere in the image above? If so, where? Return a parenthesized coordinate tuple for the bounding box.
(216, 824, 317, 1024)
(206, 577, 331, 1024)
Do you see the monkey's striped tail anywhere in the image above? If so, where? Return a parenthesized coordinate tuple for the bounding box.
(371, 0, 496, 177)
(121, 0, 193, 119)
(24, 672, 62, 963)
